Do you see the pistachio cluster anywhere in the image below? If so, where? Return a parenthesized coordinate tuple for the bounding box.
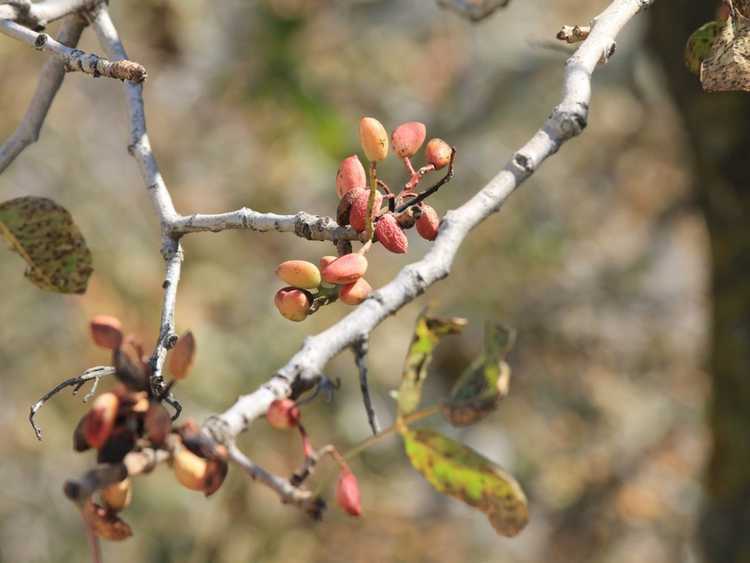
(274, 117, 455, 321)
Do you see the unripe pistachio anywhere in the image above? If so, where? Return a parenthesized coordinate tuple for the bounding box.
(359, 117, 389, 162)
(336, 155, 367, 198)
(276, 260, 321, 289)
(336, 468, 362, 516)
(425, 138, 452, 170)
(416, 204, 440, 241)
(322, 253, 368, 285)
(375, 214, 408, 254)
(266, 398, 301, 429)
(90, 315, 123, 350)
(391, 121, 426, 158)
(274, 288, 311, 322)
(83, 392, 119, 449)
(319, 255, 337, 270)
(173, 447, 210, 492)
(101, 478, 132, 512)
(349, 189, 383, 233)
(340, 278, 373, 305)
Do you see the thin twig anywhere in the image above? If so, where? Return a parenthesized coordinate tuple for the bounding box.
(29, 366, 115, 440)
(353, 337, 380, 435)
(395, 148, 456, 214)
(226, 442, 325, 518)
(0, 15, 86, 173)
(0, 18, 146, 82)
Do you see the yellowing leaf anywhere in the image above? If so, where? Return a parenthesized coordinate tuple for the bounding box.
(401, 427, 528, 536)
(442, 322, 514, 426)
(685, 21, 724, 75)
(0, 196, 92, 294)
(701, 10, 750, 92)
(397, 312, 467, 416)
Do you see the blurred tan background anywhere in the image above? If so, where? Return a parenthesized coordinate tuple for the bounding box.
(0, 1, 722, 562)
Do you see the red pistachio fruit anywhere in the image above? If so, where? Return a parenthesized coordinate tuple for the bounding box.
(319, 255, 338, 270)
(425, 138, 452, 170)
(349, 189, 384, 233)
(392, 121, 426, 158)
(416, 203, 440, 241)
(267, 398, 301, 429)
(336, 155, 367, 198)
(340, 278, 373, 305)
(336, 468, 362, 516)
(274, 288, 311, 322)
(322, 253, 368, 285)
(375, 214, 408, 254)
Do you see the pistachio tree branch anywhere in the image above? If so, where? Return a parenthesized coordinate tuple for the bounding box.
(0, 0, 101, 26)
(226, 443, 325, 518)
(0, 15, 85, 173)
(209, 0, 656, 440)
(172, 209, 362, 242)
(0, 18, 146, 81)
(90, 4, 180, 394)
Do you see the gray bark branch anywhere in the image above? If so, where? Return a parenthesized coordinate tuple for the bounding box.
(210, 0, 655, 440)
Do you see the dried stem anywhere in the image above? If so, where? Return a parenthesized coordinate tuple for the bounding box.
(0, 18, 146, 81)
(29, 366, 115, 440)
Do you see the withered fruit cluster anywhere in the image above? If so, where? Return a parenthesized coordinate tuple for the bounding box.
(71, 316, 227, 541)
(274, 118, 455, 322)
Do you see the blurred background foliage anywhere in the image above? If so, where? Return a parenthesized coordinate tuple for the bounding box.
(0, 0, 725, 561)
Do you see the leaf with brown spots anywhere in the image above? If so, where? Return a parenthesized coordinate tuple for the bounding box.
(0, 197, 93, 294)
(401, 427, 528, 536)
(701, 9, 750, 92)
(442, 322, 514, 426)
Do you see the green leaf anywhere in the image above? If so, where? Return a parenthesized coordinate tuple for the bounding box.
(685, 21, 724, 75)
(0, 197, 93, 294)
(397, 311, 467, 416)
(442, 322, 514, 426)
(401, 427, 528, 537)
